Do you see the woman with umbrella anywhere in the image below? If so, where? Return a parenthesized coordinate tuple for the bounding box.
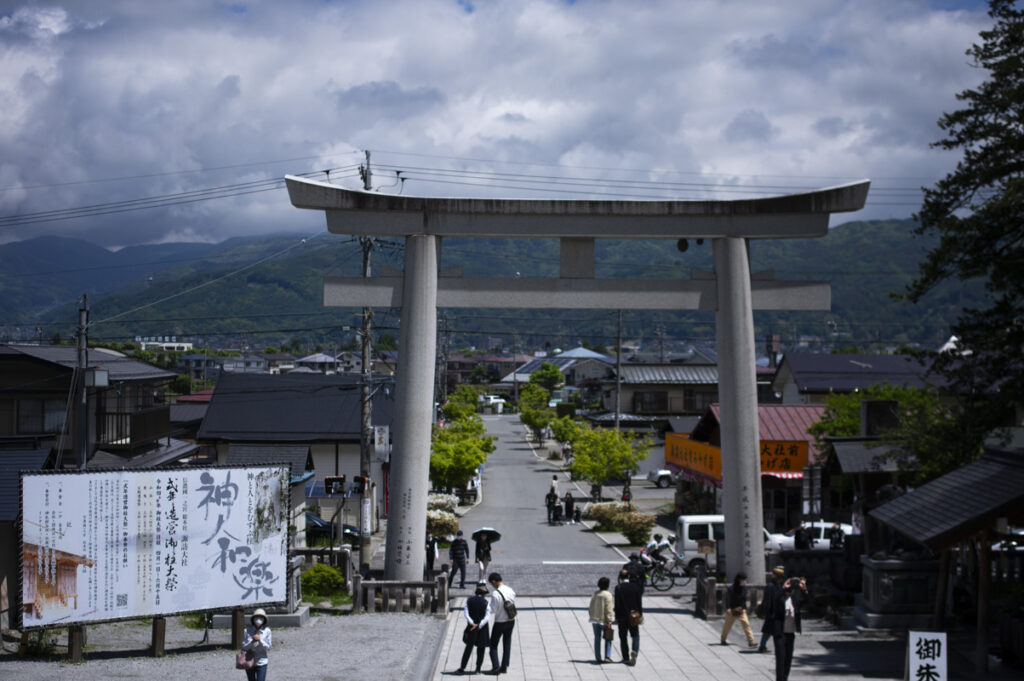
(472, 528, 500, 582)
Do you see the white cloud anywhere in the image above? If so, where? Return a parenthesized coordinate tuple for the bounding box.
(0, 0, 993, 246)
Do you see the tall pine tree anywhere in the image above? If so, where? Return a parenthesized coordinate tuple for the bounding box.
(907, 0, 1024, 442)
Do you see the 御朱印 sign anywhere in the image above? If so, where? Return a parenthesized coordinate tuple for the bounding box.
(20, 465, 290, 628)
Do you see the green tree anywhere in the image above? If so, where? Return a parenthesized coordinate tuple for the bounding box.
(263, 346, 279, 354)
(520, 408, 555, 442)
(376, 333, 398, 351)
(549, 415, 583, 445)
(430, 415, 494, 490)
(529, 362, 564, 392)
(442, 385, 482, 421)
(807, 383, 982, 485)
(569, 428, 650, 485)
(517, 382, 555, 440)
(904, 0, 1023, 442)
(468, 364, 489, 384)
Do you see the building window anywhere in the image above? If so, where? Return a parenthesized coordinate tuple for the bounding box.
(633, 391, 667, 413)
(18, 399, 67, 433)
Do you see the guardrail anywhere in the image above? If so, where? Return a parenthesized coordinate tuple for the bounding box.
(350, 574, 449, 617)
(695, 576, 767, 620)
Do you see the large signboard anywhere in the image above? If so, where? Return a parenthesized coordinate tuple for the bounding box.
(665, 434, 810, 484)
(20, 466, 290, 629)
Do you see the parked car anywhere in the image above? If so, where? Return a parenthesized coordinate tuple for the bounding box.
(479, 394, 506, 406)
(646, 469, 678, 488)
(305, 512, 358, 546)
(768, 520, 855, 551)
(674, 514, 779, 573)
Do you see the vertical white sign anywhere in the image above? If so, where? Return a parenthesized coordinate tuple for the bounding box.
(907, 631, 947, 681)
(374, 425, 389, 462)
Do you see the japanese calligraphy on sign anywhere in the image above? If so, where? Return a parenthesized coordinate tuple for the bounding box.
(20, 466, 289, 629)
(665, 434, 810, 484)
(907, 631, 947, 681)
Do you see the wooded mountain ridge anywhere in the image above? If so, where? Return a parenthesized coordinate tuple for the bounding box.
(0, 219, 983, 353)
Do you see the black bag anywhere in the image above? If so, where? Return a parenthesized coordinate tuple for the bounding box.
(463, 625, 476, 645)
(498, 589, 516, 619)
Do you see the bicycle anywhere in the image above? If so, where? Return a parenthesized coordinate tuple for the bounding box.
(659, 551, 694, 587)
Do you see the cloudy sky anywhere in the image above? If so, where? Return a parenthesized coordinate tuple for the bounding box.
(0, 0, 995, 248)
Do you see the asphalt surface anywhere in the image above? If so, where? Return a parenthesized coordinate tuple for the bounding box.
(450, 415, 689, 597)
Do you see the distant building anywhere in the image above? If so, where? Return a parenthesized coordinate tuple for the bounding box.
(772, 353, 937, 404)
(198, 372, 395, 546)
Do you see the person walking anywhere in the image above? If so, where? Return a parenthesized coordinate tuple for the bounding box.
(545, 488, 559, 525)
(240, 608, 271, 681)
(614, 568, 642, 666)
(761, 566, 806, 681)
(828, 522, 845, 551)
(720, 572, 756, 647)
(549, 474, 559, 496)
(484, 572, 516, 675)
(456, 583, 492, 674)
(757, 566, 785, 653)
(448, 530, 470, 589)
(587, 577, 614, 663)
(475, 534, 493, 583)
(425, 530, 439, 576)
(563, 492, 575, 525)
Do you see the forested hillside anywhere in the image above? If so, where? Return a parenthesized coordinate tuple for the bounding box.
(0, 219, 983, 353)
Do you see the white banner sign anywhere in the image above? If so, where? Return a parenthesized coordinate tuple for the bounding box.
(21, 466, 290, 628)
(907, 631, 947, 681)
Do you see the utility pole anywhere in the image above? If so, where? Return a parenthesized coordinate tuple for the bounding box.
(358, 150, 374, 574)
(615, 309, 622, 432)
(76, 295, 89, 470)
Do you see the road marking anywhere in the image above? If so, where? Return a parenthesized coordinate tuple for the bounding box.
(541, 561, 625, 565)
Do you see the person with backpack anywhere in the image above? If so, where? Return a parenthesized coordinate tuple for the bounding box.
(484, 572, 516, 675)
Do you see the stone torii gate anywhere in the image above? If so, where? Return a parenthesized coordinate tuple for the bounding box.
(285, 175, 869, 582)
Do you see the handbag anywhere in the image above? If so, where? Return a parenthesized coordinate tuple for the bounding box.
(235, 650, 254, 670)
(602, 624, 614, 642)
(629, 610, 644, 627)
(497, 589, 516, 619)
(463, 625, 476, 645)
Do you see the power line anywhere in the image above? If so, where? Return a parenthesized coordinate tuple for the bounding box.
(0, 153, 363, 193)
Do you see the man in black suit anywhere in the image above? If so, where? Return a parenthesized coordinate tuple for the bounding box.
(614, 568, 643, 666)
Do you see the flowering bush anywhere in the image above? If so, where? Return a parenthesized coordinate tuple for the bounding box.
(427, 493, 459, 513)
(426, 509, 460, 538)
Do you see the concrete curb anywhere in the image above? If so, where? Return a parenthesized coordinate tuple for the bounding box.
(417, 607, 452, 681)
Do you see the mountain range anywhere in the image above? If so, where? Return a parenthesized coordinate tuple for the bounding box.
(0, 219, 983, 353)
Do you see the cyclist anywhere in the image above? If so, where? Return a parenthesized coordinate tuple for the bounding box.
(643, 534, 668, 566)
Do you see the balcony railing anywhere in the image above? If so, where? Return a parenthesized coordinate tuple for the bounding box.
(96, 405, 170, 451)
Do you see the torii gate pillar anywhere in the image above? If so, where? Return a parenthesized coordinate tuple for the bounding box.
(285, 175, 869, 582)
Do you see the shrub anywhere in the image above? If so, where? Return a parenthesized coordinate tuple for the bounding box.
(547, 449, 561, 460)
(427, 493, 459, 513)
(584, 502, 630, 531)
(427, 509, 460, 538)
(619, 512, 657, 546)
(301, 563, 346, 600)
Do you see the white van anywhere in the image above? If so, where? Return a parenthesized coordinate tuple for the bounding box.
(675, 515, 777, 573)
(675, 515, 725, 573)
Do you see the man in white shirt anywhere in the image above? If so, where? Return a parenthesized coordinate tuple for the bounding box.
(484, 572, 516, 675)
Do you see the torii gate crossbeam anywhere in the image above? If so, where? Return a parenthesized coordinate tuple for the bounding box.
(285, 175, 869, 583)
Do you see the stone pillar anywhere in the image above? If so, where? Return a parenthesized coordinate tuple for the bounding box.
(713, 237, 766, 580)
(384, 235, 439, 580)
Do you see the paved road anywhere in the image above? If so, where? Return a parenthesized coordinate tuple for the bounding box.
(452, 415, 692, 597)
